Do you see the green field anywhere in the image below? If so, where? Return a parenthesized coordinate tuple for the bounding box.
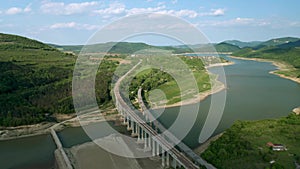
(201, 113, 300, 169)
(128, 56, 212, 107)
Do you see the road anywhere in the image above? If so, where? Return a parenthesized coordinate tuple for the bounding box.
(113, 60, 199, 169)
(137, 88, 216, 169)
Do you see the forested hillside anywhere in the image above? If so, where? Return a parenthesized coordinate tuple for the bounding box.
(233, 37, 300, 78)
(0, 33, 118, 126)
(202, 113, 300, 169)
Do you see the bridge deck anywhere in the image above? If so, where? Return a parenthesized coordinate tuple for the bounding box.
(113, 60, 198, 169)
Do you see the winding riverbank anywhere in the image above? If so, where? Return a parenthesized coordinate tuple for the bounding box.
(151, 61, 234, 109)
(229, 56, 300, 84)
(0, 109, 119, 141)
(193, 132, 223, 155)
(193, 55, 300, 156)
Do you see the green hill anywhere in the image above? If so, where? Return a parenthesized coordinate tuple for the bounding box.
(50, 42, 155, 54)
(232, 37, 300, 78)
(0, 33, 78, 126)
(224, 40, 262, 48)
(171, 43, 240, 53)
(51, 42, 192, 54)
(51, 41, 240, 55)
(277, 40, 300, 49)
(0, 33, 120, 127)
(260, 37, 299, 47)
(48, 44, 83, 53)
(0, 33, 55, 51)
(202, 113, 300, 169)
(214, 42, 240, 52)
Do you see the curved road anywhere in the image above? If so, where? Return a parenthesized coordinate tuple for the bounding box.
(138, 88, 216, 169)
(113, 60, 199, 169)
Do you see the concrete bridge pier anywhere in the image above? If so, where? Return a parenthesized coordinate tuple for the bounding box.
(156, 142, 160, 156)
(137, 126, 142, 143)
(172, 157, 177, 169)
(122, 115, 128, 125)
(148, 134, 151, 148)
(131, 120, 134, 135)
(152, 139, 156, 156)
(143, 132, 147, 149)
(143, 132, 152, 152)
(162, 150, 165, 167)
(160, 147, 170, 167)
(166, 152, 170, 167)
(126, 116, 132, 130)
(127, 118, 132, 130)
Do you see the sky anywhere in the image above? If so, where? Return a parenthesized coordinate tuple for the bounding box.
(0, 0, 300, 45)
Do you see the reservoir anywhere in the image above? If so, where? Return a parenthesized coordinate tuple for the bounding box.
(1, 55, 300, 168)
(157, 55, 300, 148)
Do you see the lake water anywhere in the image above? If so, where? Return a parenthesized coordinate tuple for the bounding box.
(157, 55, 300, 148)
(0, 134, 56, 169)
(1, 56, 300, 168)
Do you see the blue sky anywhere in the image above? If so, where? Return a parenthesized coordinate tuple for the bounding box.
(0, 0, 300, 45)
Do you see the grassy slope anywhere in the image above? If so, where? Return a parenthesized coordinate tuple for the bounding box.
(214, 42, 241, 52)
(232, 38, 300, 78)
(0, 33, 118, 126)
(0, 33, 76, 126)
(129, 56, 212, 107)
(201, 113, 300, 169)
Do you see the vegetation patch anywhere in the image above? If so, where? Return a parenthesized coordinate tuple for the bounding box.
(202, 113, 300, 169)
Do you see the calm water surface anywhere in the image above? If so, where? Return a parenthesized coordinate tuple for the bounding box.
(157, 55, 300, 148)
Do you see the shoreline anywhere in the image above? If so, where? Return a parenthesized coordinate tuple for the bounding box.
(152, 77, 225, 109)
(193, 56, 300, 156)
(0, 110, 119, 141)
(204, 61, 234, 68)
(151, 61, 233, 109)
(193, 132, 223, 155)
(229, 56, 300, 84)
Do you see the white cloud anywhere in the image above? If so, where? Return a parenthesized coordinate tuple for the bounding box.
(289, 21, 300, 27)
(6, 7, 23, 15)
(93, 2, 125, 16)
(235, 17, 254, 23)
(50, 22, 100, 30)
(154, 9, 198, 18)
(41, 1, 225, 19)
(198, 8, 225, 17)
(36, 0, 229, 22)
(126, 6, 165, 15)
(171, 0, 178, 4)
(94, 3, 195, 19)
(41, 1, 100, 15)
(171, 9, 198, 18)
(157, 2, 166, 6)
(24, 4, 32, 13)
(4, 4, 32, 15)
(93, 2, 200, 19)
(197, 17, 271, 27)
(210, 8, 225, 16)
(50, 22, 77, 29)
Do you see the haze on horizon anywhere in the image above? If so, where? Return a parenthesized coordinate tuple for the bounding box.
(1, 0, 299, 45)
